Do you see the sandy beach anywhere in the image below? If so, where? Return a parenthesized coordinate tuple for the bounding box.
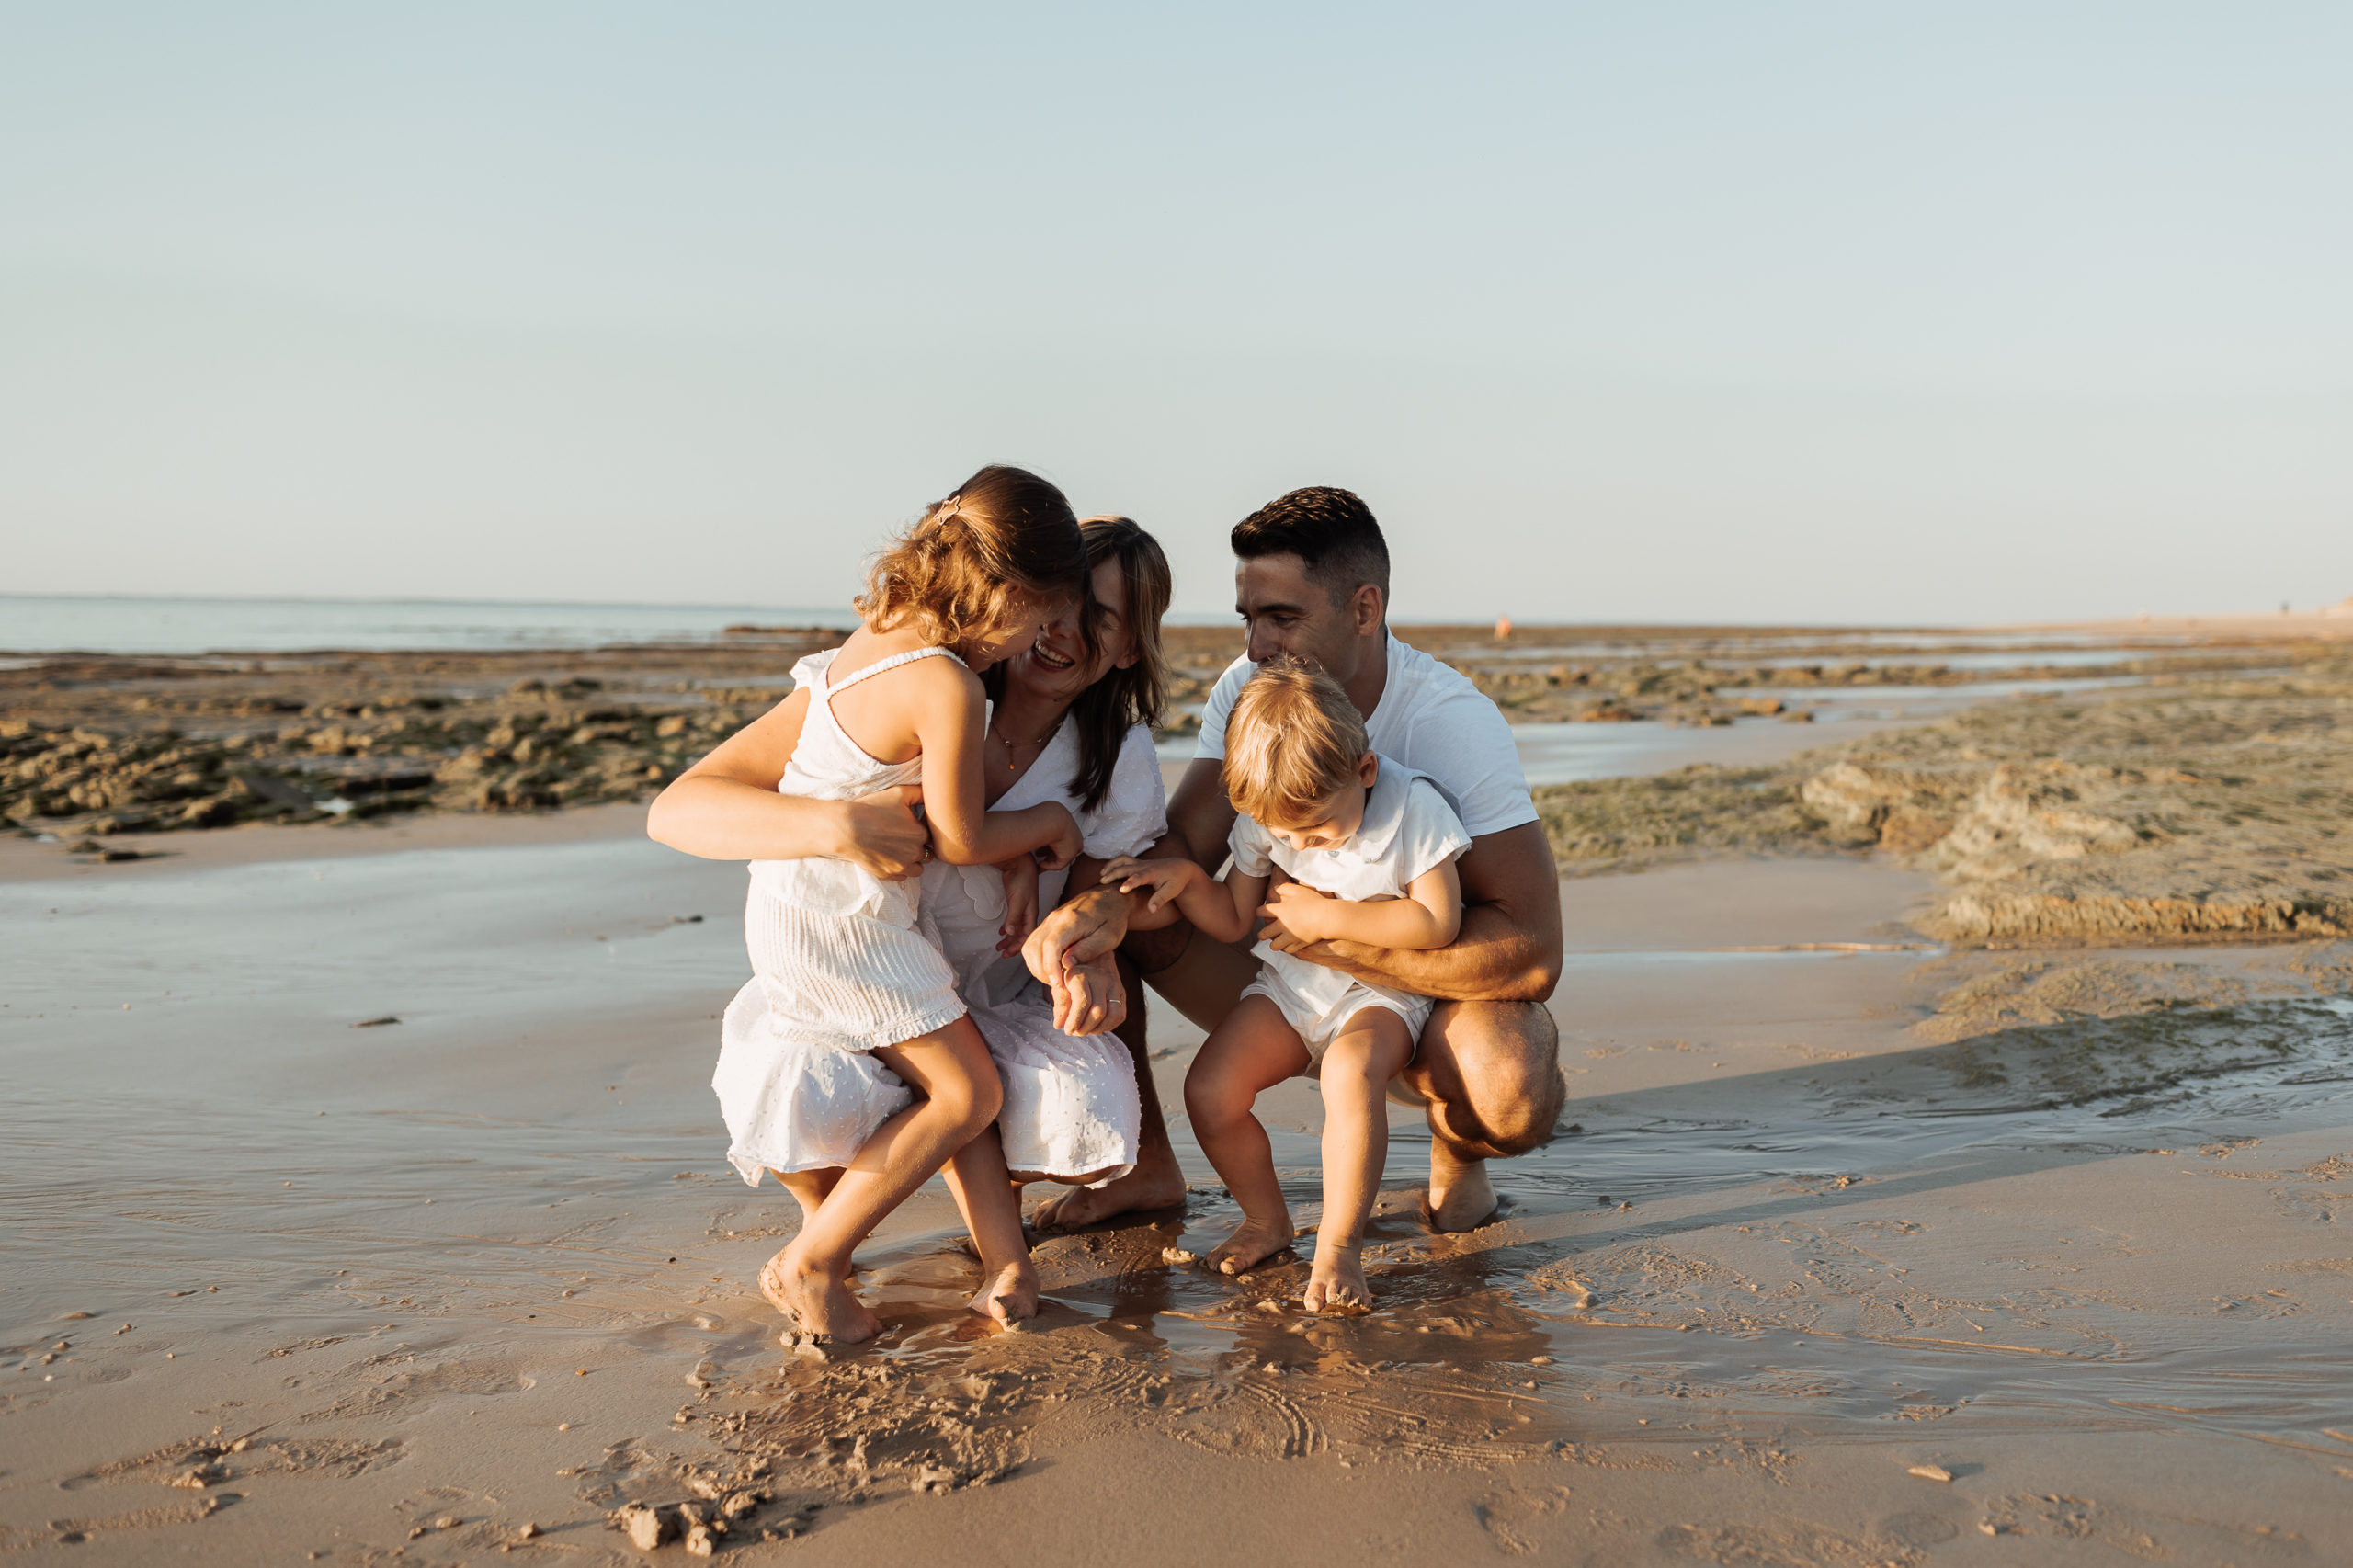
(8, 625, 2353, 1563)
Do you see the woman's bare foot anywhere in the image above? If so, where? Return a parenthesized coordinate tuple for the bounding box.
(968, 1259, 1039, 1328)
(1302, 1251, 1373, 1314)
(1031, 1148, 1187, 1232)
(1423, 1142, 1499, 1233)
(1208, 1212, 1296, 1276)
(758, 1245, 881, 1344)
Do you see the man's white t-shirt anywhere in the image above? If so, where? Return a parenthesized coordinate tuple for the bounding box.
(1194, 631, 1538, 840)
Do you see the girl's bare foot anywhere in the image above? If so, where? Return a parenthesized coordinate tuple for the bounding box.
(1302, 1251, 1373, 1314)
(758, 1245, 881, 1344)
(1209, 1212, 1296, 1276)
(968, 1259, 1039, 1327)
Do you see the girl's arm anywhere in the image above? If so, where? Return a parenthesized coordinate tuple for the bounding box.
(647, 687, 928, 875)
(1100, 857, 1265, 946)
(908, 669, 1081, 869)
(1260, 858, 1462, 953)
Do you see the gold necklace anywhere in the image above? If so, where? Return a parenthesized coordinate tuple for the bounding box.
(988, 717, 1060, 771)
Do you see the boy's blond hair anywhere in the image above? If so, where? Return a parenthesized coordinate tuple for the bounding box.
(1223, 656, 1369, 827)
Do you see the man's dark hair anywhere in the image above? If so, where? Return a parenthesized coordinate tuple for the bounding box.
(1231, 486, 1390, 611)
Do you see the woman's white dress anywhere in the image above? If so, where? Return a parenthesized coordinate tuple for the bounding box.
(918, 721, 1164, 1183)
(711, 647, 1165, 1189)
(712, 647, 967, 1183)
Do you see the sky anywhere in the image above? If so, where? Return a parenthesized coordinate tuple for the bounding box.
(3, 3, 2348, 624)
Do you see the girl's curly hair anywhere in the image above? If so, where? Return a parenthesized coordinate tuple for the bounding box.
(858, 465, 1086, 647)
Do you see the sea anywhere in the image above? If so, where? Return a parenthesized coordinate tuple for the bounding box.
(0, 594, 869, 656)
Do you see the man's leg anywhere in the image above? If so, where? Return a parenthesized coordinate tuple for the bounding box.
(1031, 925, 1257, 1231)
(1393, 998, 1566, 1232)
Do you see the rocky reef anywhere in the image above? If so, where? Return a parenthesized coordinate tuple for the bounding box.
(1537, 657, 2353, 947)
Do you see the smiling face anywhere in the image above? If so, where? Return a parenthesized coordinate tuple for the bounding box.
(955, 589, 1066, 672)
(1004, 555, 1136, 708)
(1234, 552, 1382, 690)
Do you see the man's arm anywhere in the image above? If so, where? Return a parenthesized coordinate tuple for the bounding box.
(1270, 821, 1562, 1004)
(646, 689, 928, 877)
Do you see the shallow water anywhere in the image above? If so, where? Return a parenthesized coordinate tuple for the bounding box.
(8, 838, 2351, 1558)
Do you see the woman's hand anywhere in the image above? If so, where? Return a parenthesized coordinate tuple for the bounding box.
(836, 784, 929, 881)
(1258, 879, 1336, 950)
(1101, 855, 1198, 915)
(996, 855, 1041, 956)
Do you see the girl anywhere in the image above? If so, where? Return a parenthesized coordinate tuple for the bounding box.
(650, 465, 1086, 1344)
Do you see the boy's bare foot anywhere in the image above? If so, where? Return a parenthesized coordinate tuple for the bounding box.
(1423, 1144, 1499, 1233)
(968, 1259, 1039, 1328)
(1209, 1213, 1296, 1276)
(758, 1246, 881, 1345)
(1030, 1150, 1187, 1233)
(1302, 1252, 1373, 1314)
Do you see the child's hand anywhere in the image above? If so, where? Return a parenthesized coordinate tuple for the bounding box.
(997, 855, 1040, 956)
(1034, 802, 1082, 871)
(1102, 855, 1197, 914)
(1258, 879, 1336, 949)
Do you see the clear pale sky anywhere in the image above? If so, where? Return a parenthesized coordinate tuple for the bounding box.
(5, 4, 2347, 623)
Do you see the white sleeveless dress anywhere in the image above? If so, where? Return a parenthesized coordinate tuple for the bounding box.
(712, 646, 970, 1183)
(917, 722, 1163, 1183)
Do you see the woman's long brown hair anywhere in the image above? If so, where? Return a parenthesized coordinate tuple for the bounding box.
(985, 516, 1171, 813)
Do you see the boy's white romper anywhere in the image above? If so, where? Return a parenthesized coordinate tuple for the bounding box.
(1228, 758, 1472, 1069)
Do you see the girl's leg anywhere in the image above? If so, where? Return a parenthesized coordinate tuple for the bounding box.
(1302, 1009, 1417, 1313)
(761, 1017, 1005, 1344)
(770, 1167, 843, 1229)
(1182, 995, 1312, 1276)
(938, 1128, 1039, 1327)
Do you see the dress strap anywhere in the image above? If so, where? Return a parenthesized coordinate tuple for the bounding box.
(824, 644, 966, 696)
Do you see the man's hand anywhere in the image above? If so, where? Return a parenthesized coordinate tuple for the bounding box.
(837, 784, 929, 881)
(1257, 879, 1336, 948)
(1024, 884, 1130, 989)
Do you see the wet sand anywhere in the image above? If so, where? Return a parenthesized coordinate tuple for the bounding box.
(7, 832, 2352, 1563)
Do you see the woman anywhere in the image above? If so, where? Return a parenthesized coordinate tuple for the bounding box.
(649, 515, 1174, 1325)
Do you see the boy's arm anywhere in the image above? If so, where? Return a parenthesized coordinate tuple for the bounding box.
(1102, 857, 1264, 946)
(1262, 858, 1461, 952)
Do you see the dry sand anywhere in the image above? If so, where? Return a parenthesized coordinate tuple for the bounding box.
(6, 824, 2352, 1564)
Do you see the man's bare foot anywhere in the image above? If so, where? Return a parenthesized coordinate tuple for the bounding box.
(1208, 1212, 1296, 1276)
(968, 1259, 1039, 1328)
(1302, 1251, 1373, 1314)
(1422, 1143, 1499, 1233)
(1030, 1152, 1187, 1233)
(758, 1246, 881, 1345)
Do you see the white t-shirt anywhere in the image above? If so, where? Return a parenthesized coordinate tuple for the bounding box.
(1195, 631, 1537, 839)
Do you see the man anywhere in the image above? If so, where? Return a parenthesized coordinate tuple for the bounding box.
(1024, 486, 1566, 1232)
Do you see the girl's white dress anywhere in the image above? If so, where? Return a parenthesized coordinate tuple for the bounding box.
(712, 646, 968, 1182)
(917, 721, 1162, 1183)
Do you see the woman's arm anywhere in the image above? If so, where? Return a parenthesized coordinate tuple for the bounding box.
(646, 688, 927, 875)
(1259, 858, 1461, 952)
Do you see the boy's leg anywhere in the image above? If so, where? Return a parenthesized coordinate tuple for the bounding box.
(1305, 1009, 1417, 1313)
(761, 1017, 1004, 1346)
(939, 1128, 1039, 1328)
(1183, 994, 1313, 1275)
